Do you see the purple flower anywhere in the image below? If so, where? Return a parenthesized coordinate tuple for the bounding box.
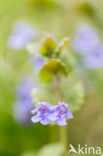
(48, 102, 73, 126)
(31, 101, 73, 126)
(30, 55, 45, 74)
(72, 24, 103, 69)
(16, 77, 36, 99)
(7, 21, 36, 50)
(14, 76, 35, 124)
(31, 102, 51, 125)
(72, 24, 100, 55)
(83, 45, 103, 69)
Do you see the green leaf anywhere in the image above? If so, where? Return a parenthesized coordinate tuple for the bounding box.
(77, 2, 95, 17)
(39, 59, 68, 82)
(60, 76, 84, 112)
(21, 151, 36, 156)
(55, 37, 70, 56)
(60, 50, 75, 73)
(40, 36, 57, 57)
(37, 143, 63, 156)
(32, 84, 59, 105)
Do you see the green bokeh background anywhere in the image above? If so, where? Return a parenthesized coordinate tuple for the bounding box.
(0, 0, 103, 155)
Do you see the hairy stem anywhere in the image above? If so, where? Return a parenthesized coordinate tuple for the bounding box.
(55, 75, 69, 156)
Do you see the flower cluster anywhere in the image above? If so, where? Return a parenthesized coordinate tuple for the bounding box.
(31, 101, 73, 126)
(14, 76, 35, 124)
(72, 24, 103, 69)
(7, 21, 36, 50)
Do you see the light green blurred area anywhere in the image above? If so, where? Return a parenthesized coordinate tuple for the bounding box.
(0, 0, 103, 156)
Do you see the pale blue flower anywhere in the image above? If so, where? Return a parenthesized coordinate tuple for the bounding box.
(72, 24, 103, 69)
(7, 21, 36, 50)
(31, 101, 73, 126)
(83, 45, 103, 69)
(31, 102, 51, 125)
(14, 76, 35, 124)
(48, 102, 73, 126)
(72, 24, 100, 55)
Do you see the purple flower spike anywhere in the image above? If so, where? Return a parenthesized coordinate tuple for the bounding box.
(31, 102, 51, 125)
(48, 102, 73, 126)
(7, 21, 36, 50)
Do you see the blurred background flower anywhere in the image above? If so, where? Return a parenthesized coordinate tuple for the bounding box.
(30, 55, 45, 74)
(72, 24, 100, 55)
(83, 44, 103, 69)
(7, 21, 36, 50)
(14, 76, 35, 124)
(72, 24, 103, 69)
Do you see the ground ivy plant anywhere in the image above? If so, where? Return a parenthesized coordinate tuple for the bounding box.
(26, 35, 84, 156)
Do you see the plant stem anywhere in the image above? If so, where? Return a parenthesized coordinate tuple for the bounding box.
(49, 125, 59, 143)
(55, 75, 69, 156)
(60, 126, 68, 156)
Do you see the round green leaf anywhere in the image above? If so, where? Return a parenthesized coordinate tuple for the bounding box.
(40, 36, 57, 57)
(39, 59, 68, 82)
